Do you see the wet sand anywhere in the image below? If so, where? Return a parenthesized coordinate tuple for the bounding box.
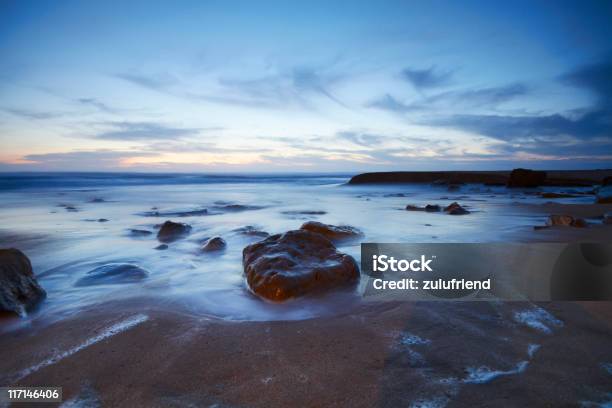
(1, 297, 611, 407)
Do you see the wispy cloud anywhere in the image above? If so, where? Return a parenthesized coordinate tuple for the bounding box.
(114, 72, 177, 92)
(94, 122, 201, 141)
(2, 107, 62, 120)
(401, 66, 453, 90)
(76, 98, 116, 113)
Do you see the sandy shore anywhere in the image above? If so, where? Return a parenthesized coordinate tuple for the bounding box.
(1, 297, 611, 407)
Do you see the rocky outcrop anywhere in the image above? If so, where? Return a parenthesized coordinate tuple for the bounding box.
(157, 221, 192, 243)
(202, 237, 227, 252)
(242, 230, 359, 301)
(444, 202, 470, 215)
(546, 215, 587, 228)
(233, 226, 269, 238)
(0, 248, 46, 316)
(300, 221, 363, 241)
(75, 263, 149, 286)
(507, 168, 547, 188)
(405, 204, 441, 212)
(540, 192, 579, 199)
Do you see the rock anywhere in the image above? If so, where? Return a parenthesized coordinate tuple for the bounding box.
(98, 218, 109, 222)
(242, 230, 359, 301)
(507, 168, 547, 188)
(281, 210, 327, 215)
(157, 221, 192, 243)
(596, 196, 612, 204)
(155, 244, 168, 250)
(75, 263, 149, 286)
(540, 192, 579, 198)
(603, 213, 612, 225)
(89, 198, 105, 203)
(129, 228, 153, 236)
(300, 221, 363, 241)
(141, 208, 208, 217)
(546, 214, 587, 228)
(202, 236, 227, 252)
(0, 249, 46, 316)
(444, 202, 470, 215)
(65, 206, 78, 212)
(213, 204, 263, 212)
(602, 176, 612, 186)
(405, 204, 441, 212)
(233, 226, 269, 238)
(425, 204, 441, 212)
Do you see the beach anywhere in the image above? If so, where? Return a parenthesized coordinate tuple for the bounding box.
(1, 172, 611, 407)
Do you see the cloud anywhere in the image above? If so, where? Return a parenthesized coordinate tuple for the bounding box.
(18, 149, 157, 170)
(76, 98, 116, 113)
(114, 72, 177, 91)
(94, 122, 201, 141)
(2, 107, 62, 120)
(401, 66, 453, 90)
(368, 83, 528, 114)
(367, 94, 411, 113)
(430, 55, 612, 146)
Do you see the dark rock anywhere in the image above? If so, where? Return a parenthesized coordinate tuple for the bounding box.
(603, 213, 612, 225)
(405, 204, 441, 212)
(89, 198, 106, 203)
(281, 210, 327, 215)
(233, 226, 269, 238)
(507, 168, 547, 188)
(155, 244, 168, 250)
(0, 248, 46, 316)
(546, 214, 587, 228)
(602, 176, 612, 186)
(64, 206, 78, 212)
(213, 204, 263, 212)
(202, 236, 227, 252)
(596, 196, 612, 204)
(300, 221, 363, 241)
(383, 193, 406, 197)
(242, 230, 359, 301)
(98, 218, 109, 222)
(75, 263, 148, 286)
(425, 204, 441, 212)
(540, 192, 579, 199)
(129, 228, 153, 236)
(141, 208, 208, 217)
(444, 202, 470, 215)
(157, 221, 192, 243)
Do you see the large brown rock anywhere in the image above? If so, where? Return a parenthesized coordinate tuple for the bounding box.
(0, 248, 46, 316)
(157, 220, 192, 243)
(507, 168, 547, 188)
(299, 221, 363, 241)
(202, 236, 227, 252)
(242, 230, 359, 301)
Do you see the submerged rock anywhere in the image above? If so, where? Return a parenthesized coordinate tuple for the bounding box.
(157, 221, 192, 243)
(242, 230, 359, 301)
(507, 168, 547, 188)
(98, 218, 109, 222)
(546, 215, 587, 228)
(213, 204, 263, 212)
(0, 248, 46, 316)
(155, 244, 168, 250)
(540, 192, 579, 199)
(299, 221, 363, 241)
(405, 204, 441, 212)
(202, 236, 227, 252)
(444, 202, 470, 215)
(128, 228, 153, 236)
(233, 226, 269, 238)
(75, 263, 149, 286)
(141, 208, 208, 217)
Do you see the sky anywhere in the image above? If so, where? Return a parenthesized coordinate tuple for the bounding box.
(0, 0, 611, 172)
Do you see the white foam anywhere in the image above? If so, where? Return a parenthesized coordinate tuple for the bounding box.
(463, 361, 529, 384)
(514, 307, 563, 334)
(527, 343, 541, 358)
(401, 333, 431, 346)
(13, 314, 148, 383)
(409, 396, 449, 408)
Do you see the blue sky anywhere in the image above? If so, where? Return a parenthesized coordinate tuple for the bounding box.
(0, 0, 610, 172)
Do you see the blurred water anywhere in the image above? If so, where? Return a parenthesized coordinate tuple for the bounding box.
(0, 173, 597, 325)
